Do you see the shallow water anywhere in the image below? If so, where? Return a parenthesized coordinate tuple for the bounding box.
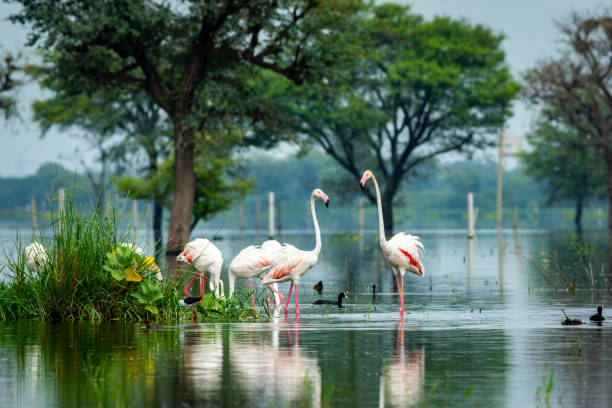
(1, 228, 611, 407)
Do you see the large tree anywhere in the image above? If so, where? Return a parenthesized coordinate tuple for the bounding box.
(268, 4, 519, 232)
(521, 119, 606, 233)
(9, 0, 363, 252)
(523, 10, 612, 243)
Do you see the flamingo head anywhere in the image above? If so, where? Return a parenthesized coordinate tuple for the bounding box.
(313, 189, 330, 207)
(360, 170, 373, 190)
(176, 250, 194, 264)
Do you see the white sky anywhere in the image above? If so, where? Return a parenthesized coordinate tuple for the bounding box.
(0, 0, 606, 177)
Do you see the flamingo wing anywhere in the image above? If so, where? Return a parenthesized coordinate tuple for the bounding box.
(262, 250, 308, 283)
(386, 233, 425, 273)
(230, 246, 274, 276)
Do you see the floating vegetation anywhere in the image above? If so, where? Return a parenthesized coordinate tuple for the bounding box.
(561, 309, 583, 326)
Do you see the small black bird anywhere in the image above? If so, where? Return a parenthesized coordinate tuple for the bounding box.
(590, 306, 605, 322)
(313, 280, 323, 294)
(143, 319, 164, 329)
(314, 292, 348, 308)
(372, 284, 376, 300)
(179, 297, 202, 307)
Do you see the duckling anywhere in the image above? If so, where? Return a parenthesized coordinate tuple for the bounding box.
(313, 280, 323, 294)
(590, 306, 605, 322)
(143, 319, 164, 329)
(314, 292, 347, 308)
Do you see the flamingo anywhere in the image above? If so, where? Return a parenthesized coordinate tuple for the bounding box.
(177, 238, 224, 299)
(24, 242, 49, 273)
(262, 189, 329, 316)
(360, 170, 425, 314)
(228, 239, 283, 310)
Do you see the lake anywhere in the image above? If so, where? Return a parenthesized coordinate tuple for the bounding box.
(1, 226, 611, 407)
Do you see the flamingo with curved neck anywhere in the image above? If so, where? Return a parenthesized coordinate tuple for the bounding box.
(262, 188, 329, 316)
(360, 170, 425, 314)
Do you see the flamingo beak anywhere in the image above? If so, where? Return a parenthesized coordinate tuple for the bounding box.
(320, 192, 330, 207)
(360, 174, 367, 190)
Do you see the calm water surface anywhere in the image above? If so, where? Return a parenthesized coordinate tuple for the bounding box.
(1, 227, 611, 407)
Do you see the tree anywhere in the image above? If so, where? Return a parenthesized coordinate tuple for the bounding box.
(269, 4, 519, 232)
(521, 120, 606, 233)
(523, 10, 612, 247)
(0, 51, 22, 119)
(9, 0, 364, 252)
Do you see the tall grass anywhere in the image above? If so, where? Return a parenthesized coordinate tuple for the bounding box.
(0, 198, 179, 321)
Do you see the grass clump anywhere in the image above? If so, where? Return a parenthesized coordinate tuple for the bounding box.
(0, 197, 256, 322)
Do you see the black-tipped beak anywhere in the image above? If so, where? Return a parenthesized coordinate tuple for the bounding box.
(360, 183, 364, 191)
(325, 200, 330, 208)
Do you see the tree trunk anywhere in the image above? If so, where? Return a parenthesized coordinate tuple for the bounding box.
(166, 124, 196, 253)
(153, 200, 163, 257)
(574, 197, 583, 235)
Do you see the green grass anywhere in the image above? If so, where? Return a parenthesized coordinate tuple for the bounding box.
(0, 197, 255, 322)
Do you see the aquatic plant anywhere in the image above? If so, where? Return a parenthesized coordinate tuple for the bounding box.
(0, 195, 254, 322)
(535, 371, 554, 407)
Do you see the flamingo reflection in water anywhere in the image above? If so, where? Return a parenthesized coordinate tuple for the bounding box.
(230, 317, 322, 408)
(181, 327, 224, 402)
(379, 321, 425, 407)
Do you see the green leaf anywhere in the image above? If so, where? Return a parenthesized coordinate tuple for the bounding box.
(130, 292, 145, 303)
(110, 269, 125, 281)
(144, 305, 159, 315)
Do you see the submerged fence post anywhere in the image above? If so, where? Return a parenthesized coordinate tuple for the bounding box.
(30, 196, 38, 235)
(132, 200, 139, 236)
(512, 204, 518, 230)
(496, 125, 504, 228)
(268, 192, 275, 239)
(467, 192, 475, 239)
(359, 197, 365, 237)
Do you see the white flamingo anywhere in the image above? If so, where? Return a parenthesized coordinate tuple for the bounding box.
(24, 242, 49, 273)
(228, 239, 283, 310)
(177, 238, 224, 298)
(360, 170, 425, 314)
(262, 189, 329, 316)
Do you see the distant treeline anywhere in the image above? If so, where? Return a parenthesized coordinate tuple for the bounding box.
(1, 156, 607, 231)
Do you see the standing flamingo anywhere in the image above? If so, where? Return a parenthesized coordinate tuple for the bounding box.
(262, 189, 329, 316)
(360, 170, 425, 314)
(228, 239, 284, 310)
(177, 238, 224, 299)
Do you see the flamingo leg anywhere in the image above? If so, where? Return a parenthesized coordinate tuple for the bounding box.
(285, 282, 294, 315)
(184, 274, 198, 297)
(400, 274, 405, 314)
(249, 279, 256, 311)
(294, 284, 299, 316)
(267, 284, 284, 309)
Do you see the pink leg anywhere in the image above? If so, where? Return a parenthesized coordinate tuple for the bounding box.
(267, 284, 284, 308)
(294, 284, 299, 316)
(249, 280, 256, 311)
(184, 274, 197, 297)
(400, 274, 405, 314)
(284, 282, 294, 315)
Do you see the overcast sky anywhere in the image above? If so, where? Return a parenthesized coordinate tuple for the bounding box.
(0, 0, 606, 177)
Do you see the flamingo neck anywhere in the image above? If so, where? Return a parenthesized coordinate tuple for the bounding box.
(311, 194, 322, 254)
(371, 174, 387, 244)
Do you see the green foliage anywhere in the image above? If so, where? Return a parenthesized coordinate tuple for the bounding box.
(521, 120, 606, 206)
(0, 51, 22, 119)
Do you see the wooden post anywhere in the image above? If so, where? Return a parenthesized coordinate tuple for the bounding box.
(268, 192, 275, 239)
(239, 200, 245, 239)
(58, 188, 65, 235)
(276, 198, 282, 238)
(255, 198, 261, 238)
(30, 196, 38, 236)
(496, 126, 504, 228)
(467, 192, 475, 239)
(132, 200, 139, 236)
(359, 197, 365, 237)
(512, 204, 518, 230)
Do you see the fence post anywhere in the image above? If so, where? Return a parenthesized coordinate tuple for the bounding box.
(467, 192, 475, 239)
(132, 200, 139, 236)
(30, 196, 38, 235)
(268, 192, 275, 240)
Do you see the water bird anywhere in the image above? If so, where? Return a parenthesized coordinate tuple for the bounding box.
(590, 306, 605, 322)
(313, 280, 323, 294)
(177, 238, 224, 298)
(24, 242, 49, 273)
(360, 170, 425, 314)
(179, 296, 203, 322)
(228, 240, 283, 310)
(561, 309, 583, 326)
(143, 319, 164, 329)
(314, 292, 348, 308)
(372, 284, 376, 301)
(262, 189, 330, 316)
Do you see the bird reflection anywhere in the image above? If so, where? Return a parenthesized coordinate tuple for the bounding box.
(182, 328, 224, 397)
(379, 321, 425, 407)
(230, 317, 321, 408)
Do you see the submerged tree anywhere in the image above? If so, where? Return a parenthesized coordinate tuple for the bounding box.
(9, 0, 364, 252)
(521, 119, 605, 233)
(269, 4, 519, 232)
(523, 9, 612, 247)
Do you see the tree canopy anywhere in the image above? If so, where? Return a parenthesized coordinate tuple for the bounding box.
(266, 3, 519, 232)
